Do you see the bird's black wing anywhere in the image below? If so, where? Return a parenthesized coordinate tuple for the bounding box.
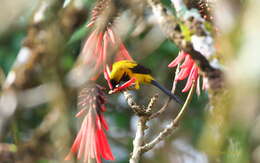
(130, 64, 152, 74)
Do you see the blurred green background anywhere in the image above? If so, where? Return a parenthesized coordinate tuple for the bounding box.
(0, 0, 256, 163)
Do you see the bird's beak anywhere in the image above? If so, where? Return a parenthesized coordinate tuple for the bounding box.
(108, 78, 136, 94)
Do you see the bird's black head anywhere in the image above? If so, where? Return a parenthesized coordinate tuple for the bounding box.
(110, 79, 118, 89)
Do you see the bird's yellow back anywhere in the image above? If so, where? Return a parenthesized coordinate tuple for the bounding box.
(110, 60, 137, 81)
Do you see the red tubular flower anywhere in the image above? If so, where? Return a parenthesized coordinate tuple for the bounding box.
(168, 51, 202, 94)
(77, 0, 132, 83)
(80, 27, 133, 91)
(81, 27, 133, 65)
(65, 84, 114, 163)
(68, 2, 135, 162)
(80, 26, 132, 87)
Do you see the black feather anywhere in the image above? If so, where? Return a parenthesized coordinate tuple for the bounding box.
(121, 73, 130, 81)
(130, 64, 151, 74)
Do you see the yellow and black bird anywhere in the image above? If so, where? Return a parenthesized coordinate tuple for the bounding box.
(109, 60, 183, 105)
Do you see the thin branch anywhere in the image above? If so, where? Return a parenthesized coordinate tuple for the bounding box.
(123, 91, 158, 163)
(123, 91, 147, 115)
(172, 86, 194, 125)
(140, 83, 195, 153)
(171, 64, 181, 94)
(149, 64, 180, 119)
(129, 117, 147, 163)
(146, 94, 159, 114)
(128, 65, 182, 163)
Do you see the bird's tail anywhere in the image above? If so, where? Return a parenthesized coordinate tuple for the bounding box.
(151, 80, 183, 105)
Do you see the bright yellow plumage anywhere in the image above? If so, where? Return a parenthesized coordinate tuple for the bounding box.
(109, 60, 154, 89)
(109, 60, 183, 104)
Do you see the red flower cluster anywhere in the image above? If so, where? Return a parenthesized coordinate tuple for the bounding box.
(80, 27, 132, 82)
(82, 27, 132, 65)
(168, 51, 202, 94)
(65, 84, 114, 163)
(67, 1, 133, 162)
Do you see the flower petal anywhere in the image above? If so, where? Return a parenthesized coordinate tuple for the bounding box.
(176, 66, 192, 81)
(168, 51, 186, 68)
(119, 44, 133, 60)
(75, 108, 87, 118)
(104, 65, 113, 89)
(107, 28, 116, 44)
(98, 129, 115, 160)
(182, 64, 199, 92)
(180, 55, 194, 69)
(100, 114, 109, 130)
(115, 44, 133, 61)
(196, 76, 201, 96)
